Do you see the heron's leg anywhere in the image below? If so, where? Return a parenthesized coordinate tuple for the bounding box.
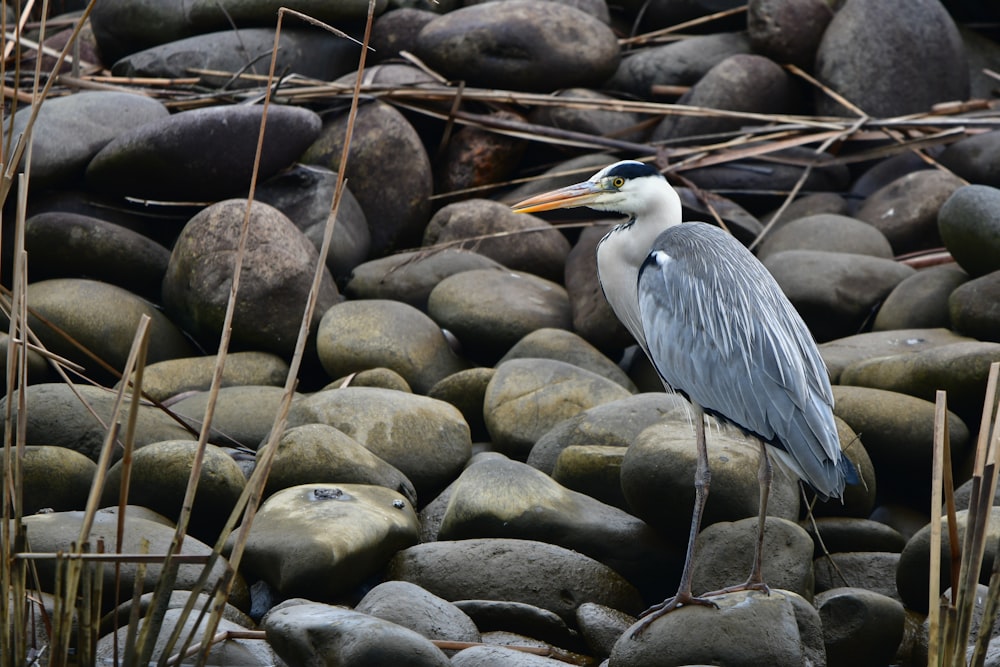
(630, 403, 717, 637)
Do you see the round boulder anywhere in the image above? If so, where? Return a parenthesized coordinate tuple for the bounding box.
(938, 184, 1000, 277)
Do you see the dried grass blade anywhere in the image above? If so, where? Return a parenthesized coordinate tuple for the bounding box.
(928, 391, 947, 666)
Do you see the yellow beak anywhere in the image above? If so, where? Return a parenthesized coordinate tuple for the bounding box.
(510, 181, 607, 214)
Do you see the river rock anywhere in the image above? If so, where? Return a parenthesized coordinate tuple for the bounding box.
(450, 644, 568, 666)
(498, 328, 636, 392)
(90, 0, 194, 63)
(371, 8, 439, 63)
(288, 386, 471, 499)
(610, 590, 825, 667)
(938, 184, 1000, 277)
(7, 91, 168, 188)
(805, 518, 906, 557)
(939, 132, 1000, 189)
(356, 580, 480, 644)
(483, 358, 632, 459)
(436, 111, 529, 194)
(316, 299, 466, 393)
(168, 385, 298, 450)
(763, 192, 851, 229)
(755, 213, 894, 262)
(23, 278, 196, 382)
(813, 0, 969, 116)
(428, 270, 572, 362)
(345, 249, 505, 311)
(162, 198, 340, 357)
(949, 271, 1000, 342)
(263, 602, 450, 667)
(0, 446, 96, 514)
(575, 602, 634, 659)
(551, 445, 629, 511)
(529, 88, 647, 144)
(564, 225, 633, 352)
(387, 538, 645, 622)
(814, 552, 901, 600)
(187, 0, 387, 29)
(424, 199, 570, 283)
(238, 483, 419, 600)
(873, 265, 970, 331)
(763, 250, 915, 342)
(260, 423, 416, 505)
(303, 100, 433, 256)
(815, 587, 905, 667)
(427, 368, 495, 441)
(855, 169, 966, 255)
(134, 351, 289, 403)
(24, 212, 170, 302)
(455, 598, 577, 649)
(413, 1, 619, 92)
(819, 327, 973, 382)
(86, 104, 321, 202)
(747, 0, 833, 68)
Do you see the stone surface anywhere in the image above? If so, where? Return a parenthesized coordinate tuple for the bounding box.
(815, 587, 905, 667)
(133, 351, 289, 403)
(950, 271, 1000, 342)
(873, 265, 969, 331)
(498, 328, 635, 391)
(747, 0, 833, 68)
(939, 134, 1000, 191)
(0, 446, 97, 515)
(356, 580, 480, 645)
(755, 213, 893, 262)
(819, 328, 973, 383)
(938, 184, 1000, 277)
(168, 385, 299, 450)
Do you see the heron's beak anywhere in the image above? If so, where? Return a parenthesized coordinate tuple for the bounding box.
(511, 181, 606, 214)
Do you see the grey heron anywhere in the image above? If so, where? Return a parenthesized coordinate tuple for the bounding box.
(512, 160, 857, 634)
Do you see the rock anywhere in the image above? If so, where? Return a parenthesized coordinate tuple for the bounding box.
(815, 588, 905, 667)
(22, 278, 196, 382)
(755, 213, 894, 262)
(387, 538, 645, 622)
(606, 32, 752, 98)
(691, 516, 816, 600)
(0, 331, 49, 386)
(950, 271, 1000, 342)
(438, 455, 676, 597)
(575, 602, 634, 659)
(814, 552, 901, 600)
(86, 104, 321, 201)
(620, 416, 800, 537)
(427, 368, 495, 441)
(527, 392, 691, 474)
(168, 385, 298, 450)
(263, 602, 450, 667)
(454, 598, 576, 648)
(912, 583, 1000, 666)
(356, 580, 480, 644)
(0, 446, 96, 514)
(817, 417, 877, 519)
(869, 504, 931, 542)
(316, 299, 466, 393)
(303, 100, 432, 256)
(260, 423, 416, 505)
(819, 327, 973, 383)
(427, 270, 572, 362)
(763, 250, 915, 342)
(162, 198, 340, 357)
(813, 0, 968, 116)
(529, 89, 647, 144)
(7, 91, 168, 188)
(747, 0, 833, 68)
(610, 590, 825, 667)
(939, 133, 1000, 190)
(805, 518, 906, 557)
(22, 510, 248, 612)
(873, 265, 970, 331)
(102, 440, 246, 542)
(111, 28, 358, 88)
(132, 351, 289, 403)
(450, 644, 569, 666)
(498, 328, 635, 391)
(856, 170, 966, 255)
(436, 111, 528, 194)
(24, 212, 170, 301)
(483, 359, 632, 459)
(938, 185, 1000, 277)
(0, 383, 194, 462)
(371, 8, 439, 63)
(90, 0, 194, 63)
(414, 1, 619, 92)
(651, 54, 793, 144)
(423, 199, 570, 283)
(238, 483, 419, 600)
(329, 367, 413, 393)
(551, 445, 629, 511)
(345, 249, 505, 311)
(288, 387, 471, 499)
(564, 225, 633, 352)
(187, 0, 386, 27)
(849, 154, 933, 209)
(763, 192, 851, 229)
(100, 591, 254, 640)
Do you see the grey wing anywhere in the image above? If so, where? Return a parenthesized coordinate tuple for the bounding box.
(637, 224, 848, 499)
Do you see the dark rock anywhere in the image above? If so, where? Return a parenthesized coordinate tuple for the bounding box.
(755, 213, 893, 262)
(814, 552, 901, 600)
(873, 265, 969, 331)
(949, 271, 1000, 342)
(747, 0, 833, 68)
(371, 8, 439, 63)
(804, 518, 907, 557)
(499, 328, 635, 391)
(133, 351, 289, 403)
(819, 327, 972, 382)
(357, 580, 480, 644)
(938, 184, 1000, 277)
(168, 385, 299, 450)
(427, 368, 495, 441)
(939, 131, 1000, 189)
(187, 0, 386, 31)
(815, 587, 905, 667)
(436, 111, 528, 194)
(529, 89, 647, 144)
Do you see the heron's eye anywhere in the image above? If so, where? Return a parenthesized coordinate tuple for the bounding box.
(612, 177, 625, 189)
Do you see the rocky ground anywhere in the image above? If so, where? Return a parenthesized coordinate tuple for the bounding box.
(4, 0, 1000, 665)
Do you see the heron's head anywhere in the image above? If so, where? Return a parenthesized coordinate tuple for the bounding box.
(511, 160, 674, 219)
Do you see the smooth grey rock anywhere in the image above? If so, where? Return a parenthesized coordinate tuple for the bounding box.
(304, 100, 432, 256)
(328, 367, 413, 393)
(239, 483, 418, 599)
(86, 105, 321, 201)
(424, 199, 570, 283)
(288, 387, 471, 499)
(529, 88, 646, 144)
(940, 133, 1000, 190)
(873, 265, 970, 331)
(813, 0, 968, 116)
(90, 0, 194, 62)
(131, 351, 289, 404)
(815, 587, 905, 667)
(483, 359, 632, 459)
(387, 538, 645, 622)
(747, 0, 833, 68)
(814, 418, 877, 519)
(346, 249, 505, 311)
(263, 602, 450, 667)
(814, 552, 901, 600)
(316, 299, 467, 393)
(575, 602, 634, 659)
(371, 8, 439, 63)
(763, 250, 915, 342)
(499, 328, 636, 392)
(551, 445, 629, 511)
(805, 518, 906, 557)
(0, 446, 96, 515)
(856, 170, 966, 255)
(763, 192, 851, 229)
(260, 423, 416, 505)
(427, 368, 495, 441)
(414, 0, 619, 92)
(168, 385, 298, 450)
(162, 199, 340, 357)
(949, 271, 1000, 342)
(610, 590, 826, 667)
(428, 270, 572, 362)
(187, 0, 388, 28)
(939, 185, 1000, 278)
(357, 580, 480, 644)
(755, 213, 894, 262)
(8, 91, 168, 187)
(450, 645, 568, 666)
(819, 328, 973, 383)
(454, 598, 575, 648)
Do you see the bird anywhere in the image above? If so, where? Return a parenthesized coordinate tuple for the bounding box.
(511, 160, 857, 634)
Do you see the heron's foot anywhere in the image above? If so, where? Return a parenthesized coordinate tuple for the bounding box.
(700, 579, 771, 598)
(630, 592, 718, 638)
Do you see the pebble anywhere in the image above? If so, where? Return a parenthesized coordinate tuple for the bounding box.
(427, 367, 495, 441)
